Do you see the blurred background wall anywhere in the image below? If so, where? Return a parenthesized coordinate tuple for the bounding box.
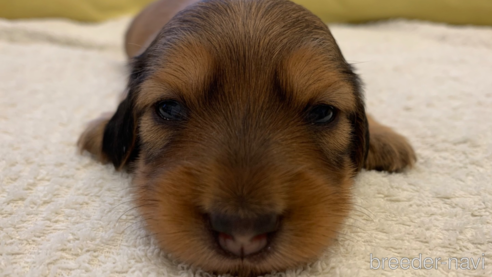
(0, 0, 491, 25)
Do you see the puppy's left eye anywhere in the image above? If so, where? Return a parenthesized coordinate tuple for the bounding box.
(155, 100, 187, 121)
(307, 105, 337, 124)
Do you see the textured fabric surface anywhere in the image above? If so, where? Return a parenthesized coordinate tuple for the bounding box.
(0, 17, 491, 277)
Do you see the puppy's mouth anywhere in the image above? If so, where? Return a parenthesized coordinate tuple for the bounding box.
(204, 213, 280, 259)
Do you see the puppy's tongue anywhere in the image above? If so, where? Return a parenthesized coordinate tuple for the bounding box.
(218, 233, 267, 256)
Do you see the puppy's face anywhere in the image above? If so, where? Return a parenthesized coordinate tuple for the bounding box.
(82, 0, 368, 275)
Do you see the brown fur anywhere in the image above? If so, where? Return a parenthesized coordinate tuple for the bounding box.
(78, 0, 416, 275)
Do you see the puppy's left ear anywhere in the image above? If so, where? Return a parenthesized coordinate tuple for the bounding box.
(344, 65, 415, 173)
(78, 94, 139, 170)
(349, 97, 370, 172)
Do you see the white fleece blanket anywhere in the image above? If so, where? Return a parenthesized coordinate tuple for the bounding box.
(1, 17, 491, 277)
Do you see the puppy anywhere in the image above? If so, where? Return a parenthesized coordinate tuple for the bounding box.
(78, 0, 416, 275)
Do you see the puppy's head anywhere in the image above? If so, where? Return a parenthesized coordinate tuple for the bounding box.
(80, 0, 368, 275)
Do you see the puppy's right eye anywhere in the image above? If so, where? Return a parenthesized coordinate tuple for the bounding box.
(155, 100, 187, 121)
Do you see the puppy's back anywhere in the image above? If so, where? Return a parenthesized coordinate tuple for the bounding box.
(125, 0, 199, 58)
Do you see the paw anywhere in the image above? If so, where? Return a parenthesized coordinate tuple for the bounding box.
(364, 124, 416, 173)
(77, 112, 112, 163)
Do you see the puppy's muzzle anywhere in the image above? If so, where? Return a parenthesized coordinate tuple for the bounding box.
(209, 213, 280, 257)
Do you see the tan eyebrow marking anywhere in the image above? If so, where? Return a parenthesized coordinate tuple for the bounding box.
(280, 46, 356, 112)
(136, 41, 214, 109)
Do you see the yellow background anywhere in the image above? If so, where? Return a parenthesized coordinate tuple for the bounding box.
(0, 0, 491, 25)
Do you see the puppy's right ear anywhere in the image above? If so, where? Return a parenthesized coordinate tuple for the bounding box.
(78, 95, 139, 170)
(79, 53, 148, 169)
(102, 96, 139, 169)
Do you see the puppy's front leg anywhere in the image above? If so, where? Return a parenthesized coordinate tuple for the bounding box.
(364, 114, 416, 172)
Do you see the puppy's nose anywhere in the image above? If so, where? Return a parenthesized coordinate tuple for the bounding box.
(209, 213, 279, 257)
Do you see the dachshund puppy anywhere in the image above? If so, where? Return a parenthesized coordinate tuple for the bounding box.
(78, 0, 416, 275)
